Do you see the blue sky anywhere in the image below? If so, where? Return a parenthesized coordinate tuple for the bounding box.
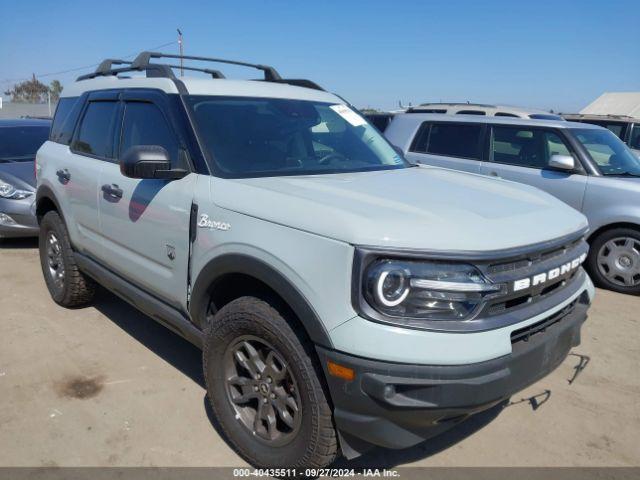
(1, 0, 638, 112)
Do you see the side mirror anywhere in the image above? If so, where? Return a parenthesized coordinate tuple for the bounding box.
(547, 154, 575, 172)
(120, 145, 187, 180)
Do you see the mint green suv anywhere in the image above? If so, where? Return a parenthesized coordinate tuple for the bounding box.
(35, 52, 594, 469)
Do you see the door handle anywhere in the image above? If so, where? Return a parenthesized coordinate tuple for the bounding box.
(489, 171, 501, 178)
(101, 184, 123, 199)
(56, 169, 71, 182)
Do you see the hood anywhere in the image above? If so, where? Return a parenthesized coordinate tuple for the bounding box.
(212, 166, 588, 252)
(0, 161, 36, 189)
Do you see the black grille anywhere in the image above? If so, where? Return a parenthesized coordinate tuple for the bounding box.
(481, 235, 587, 317)
(487, 269, 580, 315)
(510, 300, 577, 345)
(487, 238, 582, 275)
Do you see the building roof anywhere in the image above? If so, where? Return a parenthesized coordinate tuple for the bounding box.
(580, 92, 640, 118)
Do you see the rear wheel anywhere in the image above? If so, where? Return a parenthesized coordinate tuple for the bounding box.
(587, 227, 640, 295)
(203, 296, 337, 468)
(39, 211, 96, 307)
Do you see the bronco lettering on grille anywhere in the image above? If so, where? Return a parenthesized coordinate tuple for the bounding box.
(513, 253, 587, 292)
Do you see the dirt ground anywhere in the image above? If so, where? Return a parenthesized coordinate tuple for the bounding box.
(0, 238, 638, 468)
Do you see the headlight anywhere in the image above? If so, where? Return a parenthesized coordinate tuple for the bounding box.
(363, 259, 506, 321)
(0, 180, 32, 200)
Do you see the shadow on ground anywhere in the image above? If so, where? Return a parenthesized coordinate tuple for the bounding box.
(92, 287, 204, 387)
(0, 237, 38, 249)
(92, 286, 510, 468)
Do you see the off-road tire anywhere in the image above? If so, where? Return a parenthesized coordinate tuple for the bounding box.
(203, 296, 338, 469)
(39, 211, 96, 307)
(586, 227, 640, 295)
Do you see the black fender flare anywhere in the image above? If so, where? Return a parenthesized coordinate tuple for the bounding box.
(190, 254, 333, 348)
(35, 185, 65, 223)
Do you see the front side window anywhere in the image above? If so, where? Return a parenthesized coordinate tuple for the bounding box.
(72, 101, 119, 158)
(120, 102, 180, 166)
(0, 126, 50, 162)
(412, 123, 483, 160)
(187, 96, 406, 178)
(491, 126, 573, 169)
(573, 128, 640, 176)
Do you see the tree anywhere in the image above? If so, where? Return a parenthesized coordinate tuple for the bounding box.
(4, 74, 50, 103)
(49, 80, 63, 102)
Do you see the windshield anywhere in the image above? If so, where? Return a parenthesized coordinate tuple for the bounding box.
(0, 126, 50, 162)
(187, 96, 407, 178)
(573, 128, 640, 176)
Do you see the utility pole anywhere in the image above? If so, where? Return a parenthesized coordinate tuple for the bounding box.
(177, 28, 184, 76)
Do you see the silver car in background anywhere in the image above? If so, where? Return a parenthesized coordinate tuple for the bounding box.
(407, 102, 564, 120)
(0, 118, 51, 239)
(385, 113, 640, 295)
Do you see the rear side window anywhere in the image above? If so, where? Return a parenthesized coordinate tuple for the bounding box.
(495, 112, 519, 117)
(120, 102, 180, 166)
(457, 110, 486, 115)
(529, 114, 563, 121)
(50, 97, 82, 145)
(72, 101, 119, 158)
(412, 123, 484, 160)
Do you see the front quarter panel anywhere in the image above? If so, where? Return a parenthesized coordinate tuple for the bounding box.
(190, 177, 357, 345)
(583, 176, 640, 235)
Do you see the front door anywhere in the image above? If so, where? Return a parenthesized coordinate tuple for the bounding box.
(481, 125, 587, 211)
(97, 90, 195, 310)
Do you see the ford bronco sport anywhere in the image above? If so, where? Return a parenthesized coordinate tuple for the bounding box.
(36, 52, 594, 468)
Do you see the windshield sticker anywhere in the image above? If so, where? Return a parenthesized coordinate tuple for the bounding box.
(330, 104, 367, 127)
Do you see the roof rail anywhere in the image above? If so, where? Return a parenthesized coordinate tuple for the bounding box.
(131, 51, 282, 81)
(76, 51, 324, 91)
(415, 102, 497, 108)
(95, 59, 132, 74)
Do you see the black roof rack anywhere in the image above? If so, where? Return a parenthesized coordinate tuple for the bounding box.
(76, 51, 324, 91)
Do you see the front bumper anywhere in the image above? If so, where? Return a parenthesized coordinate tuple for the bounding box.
(318, 289, 591, 455)
(0, 198, 38, 238)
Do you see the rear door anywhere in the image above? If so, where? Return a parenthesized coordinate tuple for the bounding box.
(64, 92, 120, 252)
(405, 121, 485, 174)
(481, 125, 587, 211)
(97, 90, 195, 309)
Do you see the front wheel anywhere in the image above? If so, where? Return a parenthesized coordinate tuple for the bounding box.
(587, 227, 640, 295)
(203, 296, 338, 468)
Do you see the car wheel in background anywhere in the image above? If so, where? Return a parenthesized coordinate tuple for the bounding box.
(587, 227, 640, 295)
